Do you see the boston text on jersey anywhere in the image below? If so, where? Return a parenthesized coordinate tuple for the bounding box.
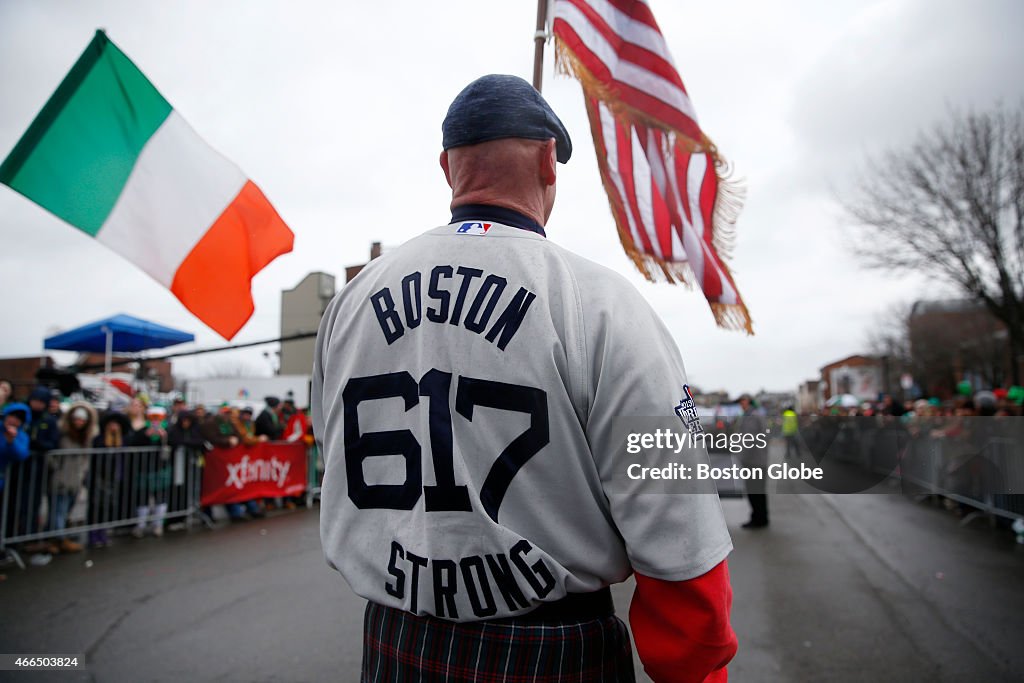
(369, 264, 537, 350)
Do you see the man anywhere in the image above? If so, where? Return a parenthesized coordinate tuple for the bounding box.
(12, 387, 61, 540)
(313, 75, 736, 682)
(880, 394, 906, 417)
(47, 390, 63, 419)
(233, 406, 265, 445)
(254, 396, 284, 441)
(736, 394, 769, 528)
(169, 395, 188, 425)
(782, 405, 800, 460)
(27, 386, 61, 453)
(198, 404, 239, 450)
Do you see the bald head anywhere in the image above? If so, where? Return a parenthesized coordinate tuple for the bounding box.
(440, 137, 558, 226)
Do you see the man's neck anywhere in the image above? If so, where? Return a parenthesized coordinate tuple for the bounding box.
(450, 190, 545, 227)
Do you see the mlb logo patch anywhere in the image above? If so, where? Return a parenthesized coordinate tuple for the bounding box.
(456, 222, 491, 236)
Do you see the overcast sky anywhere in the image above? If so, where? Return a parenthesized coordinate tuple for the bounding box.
(2, 0, 1022, 395)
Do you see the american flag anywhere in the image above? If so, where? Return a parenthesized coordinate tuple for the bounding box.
(552, 0, 752, 333)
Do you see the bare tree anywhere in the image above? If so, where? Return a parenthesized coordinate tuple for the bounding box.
(865, 301, 914, 397)
(866, 301, 913, 365)
(843, 104, 1024, 382)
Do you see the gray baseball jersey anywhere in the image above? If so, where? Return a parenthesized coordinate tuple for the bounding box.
(312, 220, 732, 622)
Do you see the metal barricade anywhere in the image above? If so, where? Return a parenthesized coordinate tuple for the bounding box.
(306, 445, 323, 507)
(930, 436, 1024, 524)
(899, 435, 944, 492)
(792, 415, 1023, 524)
(1, 446, 204, 566)
(989, 437, 1024, 518)
(892, 427, 1023, 523)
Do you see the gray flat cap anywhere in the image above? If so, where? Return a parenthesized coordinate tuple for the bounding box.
(442, 74, 572, 163)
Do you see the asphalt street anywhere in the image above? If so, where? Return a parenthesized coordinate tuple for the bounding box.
(1, 491, 1021, 682)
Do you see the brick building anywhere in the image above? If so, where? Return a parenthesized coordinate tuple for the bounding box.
(820, 355, 884, 403)
(0, 356, 57, 399)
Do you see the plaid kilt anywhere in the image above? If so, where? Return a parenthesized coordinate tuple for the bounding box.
(362, 601, 636, 682)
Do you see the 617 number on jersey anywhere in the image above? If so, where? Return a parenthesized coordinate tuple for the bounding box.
(343, 370, 549, 523)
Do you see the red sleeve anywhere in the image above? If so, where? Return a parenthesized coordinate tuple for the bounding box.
(629, 560, 737, 683)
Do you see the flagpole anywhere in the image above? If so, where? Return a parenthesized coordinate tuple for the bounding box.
(532, 0, 549, 91)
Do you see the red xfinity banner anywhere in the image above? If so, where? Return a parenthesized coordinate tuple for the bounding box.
(201, 442, 308, 506)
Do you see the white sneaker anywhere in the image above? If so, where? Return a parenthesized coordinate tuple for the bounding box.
(152, 525, 164, 538)
(29, 553, 52, 566)
(131, 526, 145, 539)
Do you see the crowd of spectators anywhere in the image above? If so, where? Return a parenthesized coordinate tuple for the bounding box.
(1, 379, 314, 565)
(811, 389, 1024, 419)
(780, 389, 1024, 531)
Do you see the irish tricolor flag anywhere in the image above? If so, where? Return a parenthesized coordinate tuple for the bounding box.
(0, 30, 293, 340)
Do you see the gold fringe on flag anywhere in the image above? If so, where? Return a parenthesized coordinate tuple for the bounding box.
(556, 38, 754, 335)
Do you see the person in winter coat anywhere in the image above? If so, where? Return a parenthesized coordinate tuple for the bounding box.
(198, 405, 240, 450)
(13, 387, 61, 543)
(736, 395, 770, 529)
(166, 410, 206, 518)
(48, 402, 99, 552)
(27, 386, 61, 452)
(89, 411, 132, 548)
(130, 405, 170, 537)
(123, 397, 150, 446)
(284, 402, 313, 445)
(229, 407, 267, 447)
(254, 396, 284, 441)
(224, 406, 268, 518)
(282, 401, 312, 508)
(1, 403, 30, 541)
(1, 403, 30, 493)
(167, 410, 206, 451)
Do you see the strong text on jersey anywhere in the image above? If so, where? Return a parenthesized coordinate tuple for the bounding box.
(386, 538, 556, 620)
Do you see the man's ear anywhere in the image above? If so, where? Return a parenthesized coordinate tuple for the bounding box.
(440, 151, 453, 188)
(539, 139, 557, 186)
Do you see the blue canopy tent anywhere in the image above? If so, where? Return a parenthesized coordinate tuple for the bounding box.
(44, 314, 195, 374)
